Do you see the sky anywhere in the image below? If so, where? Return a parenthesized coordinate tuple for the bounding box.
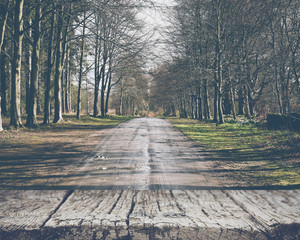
(137, 0, 176, 68)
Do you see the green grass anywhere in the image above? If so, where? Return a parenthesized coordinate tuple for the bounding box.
(168, 117, 300, 187)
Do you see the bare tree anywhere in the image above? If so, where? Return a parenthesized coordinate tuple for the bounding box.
(43, 4, 55, 124)
(0, 0, 10, 131)
(26, 0, 42, 126)
(76, 10, 86, 119)
(10, 0, 25, 128)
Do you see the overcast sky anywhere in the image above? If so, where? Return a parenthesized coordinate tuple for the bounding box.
(138, 0, 176, 68)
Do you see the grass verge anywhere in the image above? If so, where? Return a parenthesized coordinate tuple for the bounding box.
(168, 117, 300, 188)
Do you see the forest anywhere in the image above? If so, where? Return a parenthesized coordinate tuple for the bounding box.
(0, 0, 150, 131)
(151, 0, 300, 124)
(0, 0, 299, 131)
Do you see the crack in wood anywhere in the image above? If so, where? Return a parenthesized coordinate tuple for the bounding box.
(125, 192, 137, 240)
(40, 190, 73, 229)
(169, 190, 175, 198)
(156, 200, 161, 212)
(202, 208, 209, 217)
(126, 196, 136, 228)
(108, 190, 124, 215)
(223, 190, 272, 239)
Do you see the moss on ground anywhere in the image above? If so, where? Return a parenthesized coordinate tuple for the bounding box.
(168, 117, 300, 187)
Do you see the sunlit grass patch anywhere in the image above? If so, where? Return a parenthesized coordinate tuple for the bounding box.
(168, 117, 300, 187)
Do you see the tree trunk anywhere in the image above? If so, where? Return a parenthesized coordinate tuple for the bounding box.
(190, 95, 194, 119)
(43, 7, 55, 124)
(60, 25, 70, 114)
(0, 0, 9, 125)
(67, 58, 72, 112)
(26, 0, 41, 126)
(105, 72, 112, 116)
(86, 77, 89, 115)
(229, 77, 236, 120)
(0, 0, 9, 51)
(203, 78, 210, 119)
(0, 44, 8, 117)
(183, 97, 187, 118)
(244, 57, 251, 119)
(280, 65, 288, 115)
(0, 96, 2, 131)
(93, 66, 100, 117)
(238, 86, 244, 115)
(93, 18, 100, 117)
(218, 91, 224, 124)
(23, 13, 31, 115)
(10, 0, 24, 128)
(274, 64, 283, 114)
(37, 69, 41, 114)
(61, 68, 65, 113)
(213, 67, 218, 123)
(104, 55, 113, 116)
(76, 11, 86, 120)
(53, 4, 64, 123)
(100, 60, 107, 117)
(119, 80, 123, 115)
(244, 84, 251, 119)
(24, 39, 31, 115)
(223, 90, 231, 115)
(216, 0, 224, 124)
(64, 44, 70, 113)
(198, 96, 203, 121)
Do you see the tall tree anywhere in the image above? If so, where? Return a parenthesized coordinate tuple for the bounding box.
(93, 13, 101, 117)
(76, 10, 86, 120)
(0, 0, 10, 131)
(26, 0, 41, 126)
(0, 0, 9, 51)
(0, 45, 8, 117)
(53, 4, 64, 123)
(10, 0, 25, 128)
(43, 4, 55, 124)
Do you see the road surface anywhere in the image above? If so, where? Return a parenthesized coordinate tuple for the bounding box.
(57, 117, 226, 189)
(0, 118, 299, 239)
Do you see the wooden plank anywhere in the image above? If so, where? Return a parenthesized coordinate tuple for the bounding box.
(225, 190, 300, 226)
(129, 190, 265, 240)
(1, 190, 299, 239)
(43, 190, 134, 240)
(225, 190, 300, 238)
(43, 190, 300, 239)
(0, 190, 68, 240)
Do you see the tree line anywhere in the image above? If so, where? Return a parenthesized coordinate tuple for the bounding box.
(0, 0, 149, 131)
(150, 0, 300, 123)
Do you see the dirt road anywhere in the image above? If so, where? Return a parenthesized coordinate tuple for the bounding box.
(1, 118, 300, 239)
(57, 117, 224, 189)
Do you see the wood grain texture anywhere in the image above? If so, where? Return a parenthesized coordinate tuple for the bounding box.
(1, 190, 299, 239)
(0, 190, 68, 240)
